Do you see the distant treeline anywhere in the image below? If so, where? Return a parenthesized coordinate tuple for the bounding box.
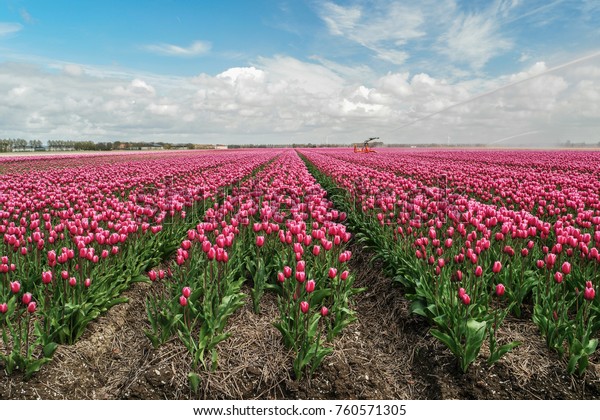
(0, 138, 43, 152)
(559, 141, 600, 148)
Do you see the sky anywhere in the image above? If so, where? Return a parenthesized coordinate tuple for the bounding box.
(0, 0, 599, 146)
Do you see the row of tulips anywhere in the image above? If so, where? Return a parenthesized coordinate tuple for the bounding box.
(146, 150, 361, 386)
(301, 148, 599, 374)
(0, 150, 274, 376)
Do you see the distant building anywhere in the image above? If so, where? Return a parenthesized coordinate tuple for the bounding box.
(140, 143, 163, 150)
(215, 144, 228, 150)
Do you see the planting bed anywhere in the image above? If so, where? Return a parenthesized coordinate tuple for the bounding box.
(1, 148, 599, 399)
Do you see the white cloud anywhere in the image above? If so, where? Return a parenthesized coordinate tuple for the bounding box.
(144, 40, 211, 57)
(0, 54, 598, 146)
(439, 13, 512, 70)
(63, 63, 84, 76)
(318, 1, 427, 65)
(0, 22, 23, 36)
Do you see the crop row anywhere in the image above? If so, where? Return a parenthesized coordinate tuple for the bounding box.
(301, 148, 599, 374)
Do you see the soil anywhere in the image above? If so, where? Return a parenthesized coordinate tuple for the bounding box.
(1, 247, 599, 400)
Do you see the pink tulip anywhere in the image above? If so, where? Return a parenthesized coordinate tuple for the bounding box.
(22, 292, 33, 305)
(182, 287, 192, 298)
(10, 281, 20, 294)
(300, 301, 309, 314)
(42, 271, 53, 284)
(492, 261, 502, 274)
(561, 261, 571, 275)
(0, 303, 7, 314)
(475, 266, 483, 277)
(179, 296, 188, 306)
(461, 293, 471, 305)
(328, 267, 337, 279)
(584, 286, 595, 301)
(84, 278, 92, 288)
(27, 302, 37, 313)
(256, 236, 265, 247)
(305, 279, 316, 293)
(495, 283, 505, 297)
(321, 306, 329, 317)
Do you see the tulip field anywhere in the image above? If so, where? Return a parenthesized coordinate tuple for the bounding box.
(1, 148, 599, 399)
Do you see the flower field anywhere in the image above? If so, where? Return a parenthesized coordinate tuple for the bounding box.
(1, 148, 599, 399)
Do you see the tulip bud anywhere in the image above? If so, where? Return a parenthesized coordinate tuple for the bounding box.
(296, 260, 305, 272)
(296, 271, 306, 283)
(179, 296, 188, 306)
(0, 303, 7, 314)
(328, 267, 337, 279)
(475, 266, 483, 277)
(277, 272, 285, 283)
(584, 286, 595, 301)
(256, 236, 265, 247)
(321, 306, 329, 317)
(300, 301, 309, 314)
(69, 277, 77, 287)
(561, 261, 571, 275)
(340, 270, 349, 281)
(312, 245, 321, 256)
(461, 293, 471, 305)
(305, 279, 316, 293)
(84, 278, 92, 288)
(554, 271, 563, 284)
(283, 266, 292, 278)
(22, 292, 32, 305)
(148, 270, 157, 281)
(27, 302, 37, 313)
(10, 281, 20, 294)
(495, 283, 505, 297)
(42, 270, 53, 284)
(492, 261, 502, 274)
(182, 286, 192, 298)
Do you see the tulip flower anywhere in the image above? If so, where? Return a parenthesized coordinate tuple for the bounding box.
(584, 286, 595, 301)
(305, 279, 316, 293)
(561, 261, 571, 275)
(495, 283, 505, 297)
(492, 261, 502, 274)
(328, 267, 337, 279)
(474, 266, 483, 277)
(300, 301, 309, 314)
(27, 302, 37, 313)
(179, 296, 188, 306)
(22, 292, 33, 305)
(182, 287, 192, 298)
(0, 303, 7, 314)
(256, 236, 265, 247)
(461, 293, 471, 305)
(10, 281, 21, 294)
(321, 306, 329, 317)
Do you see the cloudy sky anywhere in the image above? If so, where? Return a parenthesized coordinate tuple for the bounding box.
(1, 0, 599, 146)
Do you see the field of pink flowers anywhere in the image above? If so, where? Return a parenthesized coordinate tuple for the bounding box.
(1, 148, 599, 399)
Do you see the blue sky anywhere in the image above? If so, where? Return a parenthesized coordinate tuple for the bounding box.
(1, 0, 599, 145)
